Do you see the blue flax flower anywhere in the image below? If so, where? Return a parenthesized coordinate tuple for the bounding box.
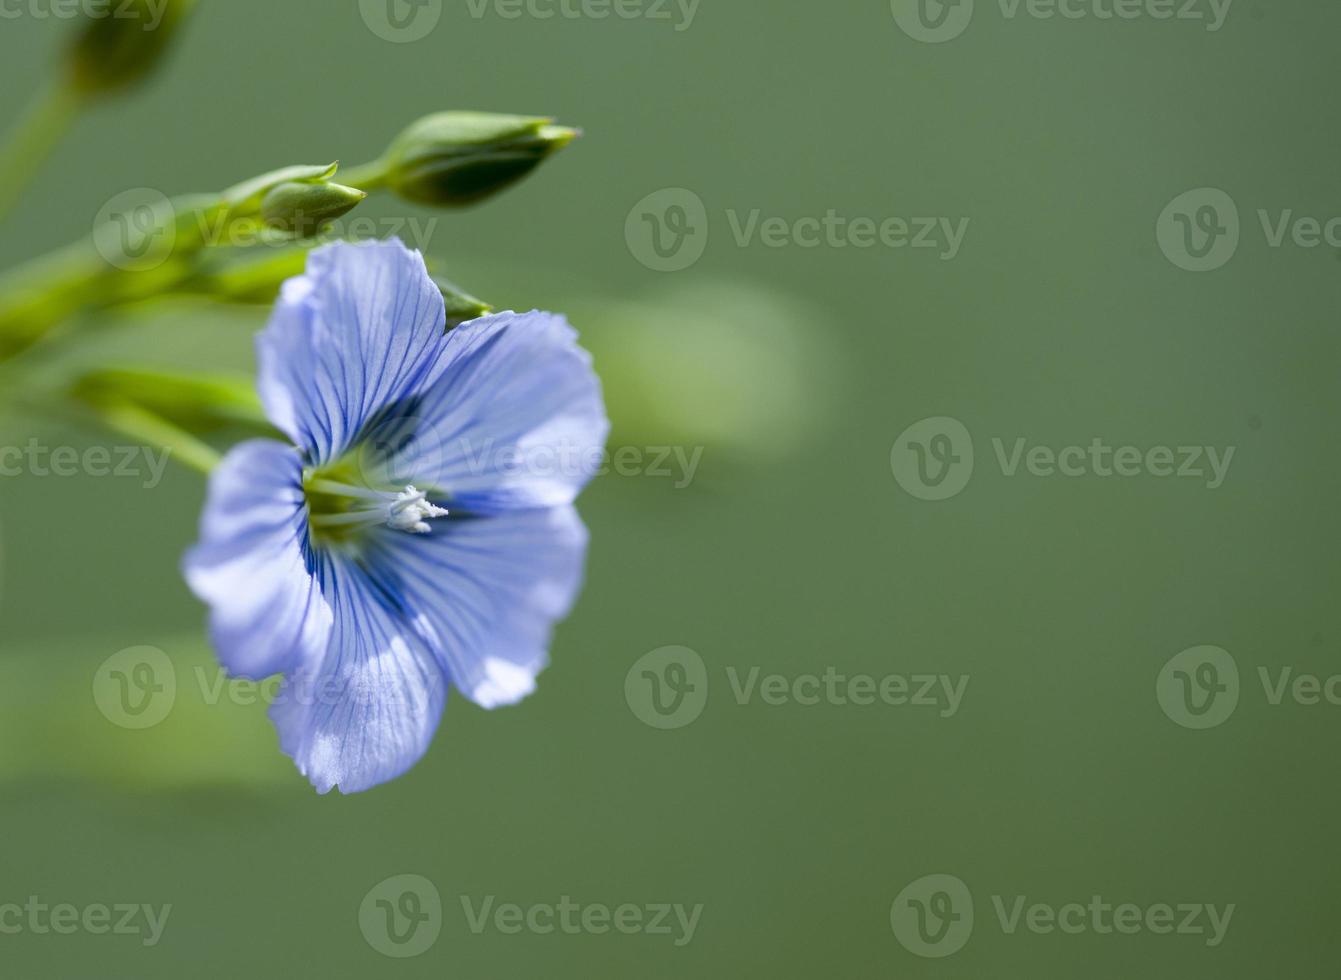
(184, 239, 608, 793)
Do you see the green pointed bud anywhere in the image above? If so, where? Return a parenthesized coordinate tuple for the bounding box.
(260, 181, 367, 237)
(430, 275, 493, 328)
(378, 112, 579, 208)
(223, 162, 338, 214)
(66, 0, 196, 98)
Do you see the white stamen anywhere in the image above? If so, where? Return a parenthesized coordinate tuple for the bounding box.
(386, 485, 449, 534)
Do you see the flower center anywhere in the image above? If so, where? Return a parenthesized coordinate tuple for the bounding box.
(304, 465, 448, 546)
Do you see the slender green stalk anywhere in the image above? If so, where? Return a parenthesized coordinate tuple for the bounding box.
(336, 159, 390, 193)
(0, 356, 219, 478)
(91, 400, 221, 475)
(0, 83, 83, 225)
(0, 156, 389, 361)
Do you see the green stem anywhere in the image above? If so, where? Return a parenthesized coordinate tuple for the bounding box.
(338, 158, 391, 193)
(0, 156, 394, 362)
(0, 357, 219, 477)
(0, 82, 84, 225)
(92, 400, 220, 476)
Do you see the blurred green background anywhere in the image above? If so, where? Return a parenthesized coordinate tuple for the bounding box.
(0, 0, 1338, 976)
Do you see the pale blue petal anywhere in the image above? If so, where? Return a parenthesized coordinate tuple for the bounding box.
(182, 440, 332, 680)
(256, 238, 449, 464)
(382, 311, 609, 513)
(268, 552, 449, 794)
(368, 505, 589, 709)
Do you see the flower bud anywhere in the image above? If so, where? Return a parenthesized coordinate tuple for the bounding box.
(65, 0, 196, 97)
(261, 181, 367, 237)
(430, 275, 492, 328)
(380, 112, 579, 208)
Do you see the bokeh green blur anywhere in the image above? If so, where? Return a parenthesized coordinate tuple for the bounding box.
(0, 0, 1337, 977)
